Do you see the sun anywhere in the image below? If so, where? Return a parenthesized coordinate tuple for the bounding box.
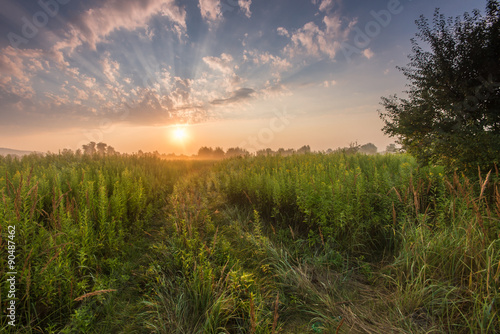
(171, 125, 189, 142)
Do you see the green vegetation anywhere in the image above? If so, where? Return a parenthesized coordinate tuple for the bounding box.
(1, 152, 498, 333)
(380, 0, 500, 172)
(0, 153, 211, 332)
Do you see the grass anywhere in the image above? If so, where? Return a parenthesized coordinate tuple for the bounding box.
(0, 151, 498, 332)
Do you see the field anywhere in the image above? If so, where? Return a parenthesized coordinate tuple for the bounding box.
(1, 152, 499, 333)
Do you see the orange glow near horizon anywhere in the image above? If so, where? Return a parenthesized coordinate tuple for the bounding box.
(170, 125, 190, 145)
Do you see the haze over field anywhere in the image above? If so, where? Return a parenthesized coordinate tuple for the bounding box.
(0, 0, 488, 154)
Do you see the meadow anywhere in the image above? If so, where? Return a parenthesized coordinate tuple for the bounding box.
(0, 152, 498, 333)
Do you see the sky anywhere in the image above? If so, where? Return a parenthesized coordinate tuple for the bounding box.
(0, 0, 489, 155)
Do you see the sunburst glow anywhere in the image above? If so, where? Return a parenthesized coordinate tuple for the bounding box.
(172, 126, 189, 142)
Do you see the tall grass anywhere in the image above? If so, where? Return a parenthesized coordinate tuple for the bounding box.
(0, 153, 210, 332)
(146, 152, 498, 332)
(1, 152, 498, 332)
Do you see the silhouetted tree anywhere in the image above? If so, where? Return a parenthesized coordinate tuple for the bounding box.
(256, 148, 275, 156)
(60, 148, 73, 155)
(359, 143, 377, 154)
(213, 147, 225, 159)
(198, 146, 213, 157)
(96, 142, 107, 156)
(342, 142, 360, 155)
(380, 1, 500, 171)
(226, 147, 249, 157)
(82, 142, 96, 155)
(386, 143, 397, 153)
(297, 145, 311, 154)
(107, 146, 117, 155)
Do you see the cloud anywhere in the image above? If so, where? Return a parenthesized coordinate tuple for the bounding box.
(277, 27, 290, 37)
(254, 52, 292, 71)
(0, 86, 23, 106)
(288, 22, 331, 57)
(285, 13, 355, 60)
(101, 53, 121, 84)
(199, 0, 222, 24)
(238, 0, 252, 18)
(312, 0, 338, 12)
(323, 80, 337, 87)
(260, 83, 292, 99)
(53, 0, 186, 58)
(0, 46, 46, 99)
(203, 53, 234, 74)
(362, 48, 374, 59)
(211, 88, 255, 105)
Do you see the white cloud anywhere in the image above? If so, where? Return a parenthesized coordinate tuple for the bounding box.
(203, 53, 234, 74)
(323, 80, 337, 88)
(101, 53, 121, 84)
(277, 27, 290, 37)
(72, 86, 89, 100)
(52, 0, 186, 62)
(285, 13, 355, 60)
(238, 0, 252, 18)
(0, 46, 46, 99)
(199, 0, 222, 24)
(362, 48, 374, 59)
(255, 52, 292, 71)
(312, 0, 337, 12)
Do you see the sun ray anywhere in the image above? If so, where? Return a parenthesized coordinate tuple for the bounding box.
(171, 124, 189, 143)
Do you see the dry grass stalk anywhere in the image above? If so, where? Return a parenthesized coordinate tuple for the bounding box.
(479, 170, 491, 201)
(272, 292, 280, 334)
(335, 318, 345, 334)
(40, 250, 61, 274)
(392, 202, 397, 227)
(74, 289, 117, 302)
(250, 294, 256, 334)
(318, 227, 325, 246)
(289, 225, 295, 240)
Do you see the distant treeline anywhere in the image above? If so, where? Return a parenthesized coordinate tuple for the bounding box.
(22, 141, 400, 160)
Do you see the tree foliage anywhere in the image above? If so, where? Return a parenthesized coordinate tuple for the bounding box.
(379, 0, 500, 172)
(359, 143, 377, 154)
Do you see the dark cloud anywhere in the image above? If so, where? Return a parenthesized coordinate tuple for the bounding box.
(211, 88, 255, 105)
(0, 87, 22, 105)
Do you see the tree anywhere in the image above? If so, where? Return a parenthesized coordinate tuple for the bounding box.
(226, 147, 249, 157)
(96, 142, 107, 156)
(359, 143, 377, 154)
(213, 147, 225, 159)
(343, 142, 360, 155)
(107, 146, 117, 155)
(386, 143, 398, 153)
(82, 142, 96, 155)
(198, 146, 213, 158)
(256, 148, 275, 156)
(379, 1, 500, 172)
(297, 145, 311, 154)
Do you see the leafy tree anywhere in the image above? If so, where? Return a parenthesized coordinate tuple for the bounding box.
(198, 146, 213, 157)
(107, 146, 117, 155)
(297, 145, 311, 154)
(226, 147, 249, 157)
(82, 142, 96, 155)
(379, 1, 500, 172)
(359, 143, 377, 154)
(213, 147, 225, 159)
(385, 143, 398, 153)
(96, 142, 107, 156)
(256, 148, 275, 156)
(342, 142, 360, 155)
